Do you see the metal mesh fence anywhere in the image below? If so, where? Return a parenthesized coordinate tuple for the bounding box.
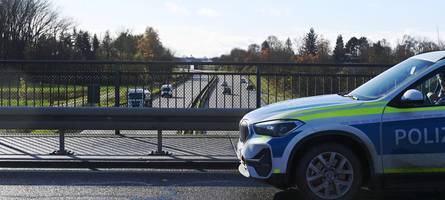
(0, 61, 390, 147)
(0, 61, 389, 109)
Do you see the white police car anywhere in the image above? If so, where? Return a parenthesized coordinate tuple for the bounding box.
(237, 51, 445, 200)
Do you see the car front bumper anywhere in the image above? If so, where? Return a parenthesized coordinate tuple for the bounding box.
(236, 138, 274, 179)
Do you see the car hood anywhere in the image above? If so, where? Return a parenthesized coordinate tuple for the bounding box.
(243, 94, 367, 123)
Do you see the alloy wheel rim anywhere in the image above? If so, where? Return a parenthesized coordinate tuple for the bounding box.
(305, 152, 354, 199)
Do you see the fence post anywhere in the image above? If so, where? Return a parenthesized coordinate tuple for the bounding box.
(256, 65, 262, 108)
(50, 131, 73, 155)
(149, 129, 171, 156)
(157, 129, 162, 153)
(114, 69, 121, 135)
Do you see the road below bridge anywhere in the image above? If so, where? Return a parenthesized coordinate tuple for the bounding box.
(208, 74, 257, 109)
(151, 74, 211, 108)
(81, 73, 211, 135)
(0, 169, 441, 200)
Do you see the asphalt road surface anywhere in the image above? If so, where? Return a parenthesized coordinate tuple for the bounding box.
(0, 169, 443, 200)
(208, 75, 257, 109)
(81, 74, 209, 135)
(151, 74, 210, 108)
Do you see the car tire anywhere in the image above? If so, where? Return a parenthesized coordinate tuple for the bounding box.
(295, 143, 362, 200)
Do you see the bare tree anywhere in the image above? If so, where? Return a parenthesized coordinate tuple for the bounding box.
(0, 0, 71, 59)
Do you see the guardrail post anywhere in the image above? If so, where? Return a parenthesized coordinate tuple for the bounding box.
(50, 131, 73, 155)
(157, 129, 163, 153)
(114, 69, 121, 135)
(149, 129, 171, 156)
(256, 65, 262, 108)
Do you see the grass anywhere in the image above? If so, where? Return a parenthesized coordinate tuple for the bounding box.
(31, 129, 58, 134)
(0, 84, 162, 107)
(248, 76, 295, 104)
(0, 74, 189, 107)
(0, 82, 86, 106)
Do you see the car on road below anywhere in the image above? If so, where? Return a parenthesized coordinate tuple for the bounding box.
(223, 86, 232, 95)
(246, 84, 255, 91)
(221, 81, 228, 87)
(127, 88, 152, 108)
(161, 84, 173, 98)
(240, 78, 247, 84)
(237, 51, 445, 200)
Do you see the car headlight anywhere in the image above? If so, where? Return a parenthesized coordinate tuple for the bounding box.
(253, 120, 304, 137)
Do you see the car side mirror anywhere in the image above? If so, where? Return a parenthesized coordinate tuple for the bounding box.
(401, 89, 424, 105)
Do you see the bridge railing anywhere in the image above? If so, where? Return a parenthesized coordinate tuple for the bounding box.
(0, 60, 391, 109)
(0, 60, 392, 166)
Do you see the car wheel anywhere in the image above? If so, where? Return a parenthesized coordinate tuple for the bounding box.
(295, 143, 362, 200)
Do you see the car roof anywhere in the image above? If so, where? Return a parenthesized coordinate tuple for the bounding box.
(411, 50, 445, 63)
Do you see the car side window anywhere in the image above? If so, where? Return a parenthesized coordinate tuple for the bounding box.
(407, 69, 445, 106)
(413, 75, 438, 96)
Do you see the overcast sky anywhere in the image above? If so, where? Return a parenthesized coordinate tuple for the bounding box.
(53, 0, 445, 57)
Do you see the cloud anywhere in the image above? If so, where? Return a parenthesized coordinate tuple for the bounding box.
(197, 8, 221, 17)
(164, 2, 189, 15)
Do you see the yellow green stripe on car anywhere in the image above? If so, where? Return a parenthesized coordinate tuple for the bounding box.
(277, 101, 388, 121)
(297, 107, 384, 121)
(385, 106, 445, 114)
(385, 167, 445, 174)
(289, 101, 387, 116)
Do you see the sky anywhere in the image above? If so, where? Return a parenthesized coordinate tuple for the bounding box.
(53, 0, 445, 58)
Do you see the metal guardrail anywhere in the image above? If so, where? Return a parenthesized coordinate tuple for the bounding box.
(0, 107, 251, 156)
(190, 76, 218, 108)
(0, 107, 249, 130)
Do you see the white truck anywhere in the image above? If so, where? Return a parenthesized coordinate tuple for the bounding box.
(127, 89, 152, 108)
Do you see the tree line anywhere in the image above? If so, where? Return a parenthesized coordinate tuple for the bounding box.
(0, 0, 173, 61)
(215, 28, 445, 64)
(2, 0, 444, 65)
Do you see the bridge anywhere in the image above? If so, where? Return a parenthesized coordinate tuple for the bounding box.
(0, 60, 390, 169)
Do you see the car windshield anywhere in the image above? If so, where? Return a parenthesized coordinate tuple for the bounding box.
(128, 93, 143, 99)
(162, 87, 171, 91)
(348, 58, 434, 100)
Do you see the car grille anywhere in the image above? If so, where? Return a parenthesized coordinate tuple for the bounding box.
(239, 121, 249, 143)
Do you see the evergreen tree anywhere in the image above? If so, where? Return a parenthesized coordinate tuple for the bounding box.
(58, 32, 74, 59)
(74, 30, 92, 59)
(285, 37, 294, 56)
(101, 31, 113, 59)
(333, 35, 345, 62)
(300, 28, 318, 55)
(92, 34, 100, 59)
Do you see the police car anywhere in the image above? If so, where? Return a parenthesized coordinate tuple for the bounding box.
(237, 51, 445, 200)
